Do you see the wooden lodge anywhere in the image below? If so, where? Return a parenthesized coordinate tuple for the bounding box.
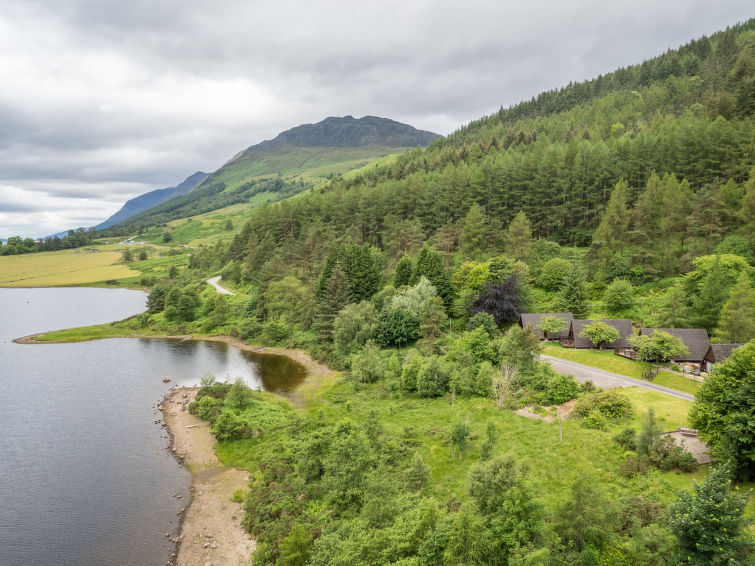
(702, 343, 744, 373)
(518, 313, 573, 340)
(561, 319, 633, 349)
(638, 328, 710, 363)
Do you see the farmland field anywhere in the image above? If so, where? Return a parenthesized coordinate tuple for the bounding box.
(0, 248, 139, 287)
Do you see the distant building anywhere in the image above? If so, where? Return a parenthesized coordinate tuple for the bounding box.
(702, 343, 744, 373)
(518, 313, 573, 340)
(563, 319, 633, 349)
(639, 328, 710, 363)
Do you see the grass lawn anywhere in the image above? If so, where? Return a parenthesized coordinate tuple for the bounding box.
(543, 344, 702, 395)
(0, 247, 140, 287)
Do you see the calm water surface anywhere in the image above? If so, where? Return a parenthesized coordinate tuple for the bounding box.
(0, 287, 305, 566)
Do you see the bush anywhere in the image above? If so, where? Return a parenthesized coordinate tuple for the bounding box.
(193, 395, 223, 423)
(350, 342, 384, 383)
(545, 373, 580, 405)
(603, 279, 635, 313)
(466, 312, 499, 338)
(575, 389, 633, 421)
(262, 318, 291, 343)
(538, 258, 571, 291)
(583, 408, 608, 429)
(212, 410, 248, 440)
(613, 428, 637, 451)
(416, 356, 449, 397)
(618, 455, 651, 477)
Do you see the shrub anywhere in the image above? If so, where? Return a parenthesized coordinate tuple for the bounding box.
(416, 356, 449, 397)
(538, 257, 571, 291)
(613, 428, 637, 451)
(575, 389, 633, 421)
(212, 410, 248, 440)
(583, 408, 609, 429)
(194, 395, 222, 423)
(466, 312, 499, 338)
(262, 318, 291, 343)
(603, 279, 635, 313)
(350, 342, 384, 383)
(545, 373, 580, 405)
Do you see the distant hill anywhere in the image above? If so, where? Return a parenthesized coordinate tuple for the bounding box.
(104, 116, 440, 233)
(95, 171, 208, 230)
(191, 115, 440, 194)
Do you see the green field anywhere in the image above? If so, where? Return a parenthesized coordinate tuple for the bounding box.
(0, 247, 140, 287)
(543, 344, 702, 395)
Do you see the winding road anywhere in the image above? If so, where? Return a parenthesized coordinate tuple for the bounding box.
(541, 354, 695, 402)
(206, 275, 236, 295)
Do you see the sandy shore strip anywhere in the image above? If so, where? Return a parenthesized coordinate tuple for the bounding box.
(162, 387, 255, 566)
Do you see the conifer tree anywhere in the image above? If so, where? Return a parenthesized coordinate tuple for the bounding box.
(503, 210, 535, 262)
(314, 264, 351, 341)
(557, 264, 589, 318)
(657, 285, 691, 327)
(460, 203, 487, 260)
(716, 271, 755, 343)
(693, 255, 729, 331)
(411, 246, 453, 308)
(393, 255, 413, 288)
(591, 180, 631, 268)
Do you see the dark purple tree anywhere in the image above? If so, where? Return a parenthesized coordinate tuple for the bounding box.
(469, 275, 523, 326)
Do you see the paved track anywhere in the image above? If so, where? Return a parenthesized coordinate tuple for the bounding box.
(541, 354, 695, 402)
(206, 275, 236, 295)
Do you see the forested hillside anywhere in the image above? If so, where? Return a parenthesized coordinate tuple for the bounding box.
(38, 21, 755, 566)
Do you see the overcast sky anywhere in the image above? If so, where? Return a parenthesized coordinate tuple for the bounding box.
(0, 1, 751, 238)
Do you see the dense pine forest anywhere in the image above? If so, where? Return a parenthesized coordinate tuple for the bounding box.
(40, 21, 755, 565)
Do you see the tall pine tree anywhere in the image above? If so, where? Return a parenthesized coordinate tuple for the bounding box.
(716, 271, 755, 342)
(314, 263, 351, 342)
(503, 211, 535, 262)
(557, 263, 590, 318)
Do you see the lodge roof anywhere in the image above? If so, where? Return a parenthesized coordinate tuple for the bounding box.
(639, 328, 710, 362)
(705, 343, 745, 363)
(519, 313, 573, 339)
(570, 319, 633, 348)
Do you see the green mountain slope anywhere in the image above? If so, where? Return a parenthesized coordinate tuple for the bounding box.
(226, 20, 754, 274)
(104, 116, 439, 234)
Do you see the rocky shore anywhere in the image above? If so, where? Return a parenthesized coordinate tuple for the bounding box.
(161, 387, 255, 566)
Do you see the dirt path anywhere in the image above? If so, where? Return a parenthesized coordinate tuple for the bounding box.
(162, 388, 255, 566)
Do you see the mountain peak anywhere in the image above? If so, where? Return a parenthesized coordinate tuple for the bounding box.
(257, 115, 440, 150)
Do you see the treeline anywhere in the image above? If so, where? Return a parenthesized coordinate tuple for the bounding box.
(0, 228, 95, 255)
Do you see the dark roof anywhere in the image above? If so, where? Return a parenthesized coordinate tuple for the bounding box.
(639, 328, 710, 362)
(570, 319, 633, 348)
(705, 343, 745, 363)
(519, 313, 573, 339)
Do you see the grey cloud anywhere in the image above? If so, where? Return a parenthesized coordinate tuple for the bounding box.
(0, 0, 752, 238)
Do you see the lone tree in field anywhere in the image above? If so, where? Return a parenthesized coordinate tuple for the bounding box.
(580, 321, 620, 350)
(669, 461, 753, 564)
(629, 330, 688, 375)
(536, 315, 567, 341)
(451, 420, 471, 461)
